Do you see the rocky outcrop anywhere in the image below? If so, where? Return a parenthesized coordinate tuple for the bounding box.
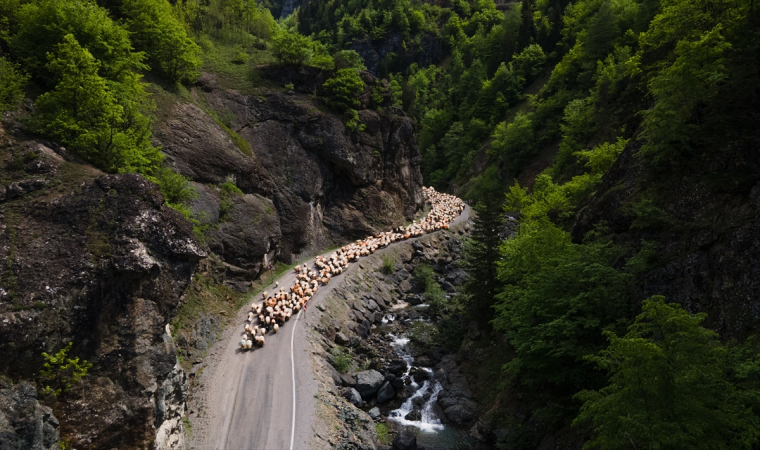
(155, 69, 423, 266)
(350, 32, 444, 76)
(0, 378, 59, 450)
(0, 137, 203, 449)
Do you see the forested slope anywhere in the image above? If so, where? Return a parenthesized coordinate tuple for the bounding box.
(289, 0, 760, 446)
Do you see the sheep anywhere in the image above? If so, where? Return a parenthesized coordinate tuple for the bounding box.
(273, 323, 279, 333)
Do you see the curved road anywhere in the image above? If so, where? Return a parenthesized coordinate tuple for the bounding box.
(193, 204, 471, 450)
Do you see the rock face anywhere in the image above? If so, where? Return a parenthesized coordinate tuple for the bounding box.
(0, 164, 203, 449)
(350, 32, 444, 76)
(155, 69, 423, 265)
(0, 379, 59, 450)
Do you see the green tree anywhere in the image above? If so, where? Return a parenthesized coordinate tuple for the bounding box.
(489, 112, 535, 169)
(461, 198, 504, 322)
(322, 68, 364, 112)
(33, 34, 162, 174)
(10, 0, 144, 85)
(0, 56, 28, 112)
(121, 0, 201, 83)
(334, 50, 367, 70)
(271, 30, 312, 65)
(39, 342, 93, 396)
(575, 296, 760, 450)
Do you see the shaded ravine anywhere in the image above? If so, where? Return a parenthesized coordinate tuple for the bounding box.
(188, 203, 471, 449)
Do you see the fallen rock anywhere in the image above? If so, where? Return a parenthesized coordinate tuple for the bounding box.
(376, 381, 396, 403)
(343, 387, 364, 407)
(335, 332, 351, 345)
(354, 370, 385, 398)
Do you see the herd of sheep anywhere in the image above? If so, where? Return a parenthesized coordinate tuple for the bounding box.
(239, 186, 465, 350)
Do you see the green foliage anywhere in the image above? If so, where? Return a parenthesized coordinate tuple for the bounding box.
(32, 34, 162, 175)
(0, 56, 28, 112)
(461, 199, 502, 321)
(493, 219, 634, 401)
(330, 346, 352, 373)
(219, 180, 243, 222)
(173, 0, 277, 46)
(10, 0, 144, 86)
(121, 0, 201, 83)
(333, 50, 366, 70)
(575, 296, 760, 449)
(156, 167, 197, 207)
(271, 29, 312, 65)
(39, 342, 92, 396)
(489, 112, 535, 169)
(414, 264, 448, 316)
(380, 255, 395, 275)
(375, 422, 392, 445)
(322, 68, 364, 112)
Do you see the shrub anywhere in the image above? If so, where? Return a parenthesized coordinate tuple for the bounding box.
(271, 30, 312, 65)
(330, 346, 352, 373)
(231, 51, 249, 64)
(380, 256, 394, 275)
(39, 342, 92, 396)
(334, 50, 366, 70)
(322, 68, 364, 112)
(0, 57, 28, 112)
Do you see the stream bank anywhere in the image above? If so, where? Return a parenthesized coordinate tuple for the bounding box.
(305, 218, 495, 450)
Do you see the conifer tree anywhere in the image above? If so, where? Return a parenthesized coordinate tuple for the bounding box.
(462, 197, 504, 323)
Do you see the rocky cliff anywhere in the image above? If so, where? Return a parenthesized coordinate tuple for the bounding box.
(0, 130, 203, 448)
(155, 67, 423, 269)
(0, 64, 424, 449)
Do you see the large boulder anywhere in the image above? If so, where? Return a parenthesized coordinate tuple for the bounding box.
(353, 370, 385, 398)
(387, 359, 407, 376)
(392, 428, 417, 450)
(376, 381, 396, 403)
(343, 388, 364, 407)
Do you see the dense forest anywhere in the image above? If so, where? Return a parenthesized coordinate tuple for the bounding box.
(1, 0, 759, 448)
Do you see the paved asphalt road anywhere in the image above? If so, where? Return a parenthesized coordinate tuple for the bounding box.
(201, 204, 471, 450)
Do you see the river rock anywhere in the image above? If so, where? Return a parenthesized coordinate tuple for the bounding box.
(392, 428, 417, 450)
(354, 370, 385, 398)
(404, 408, 421, 421)
(377, 381, 396, 403)
(368, 407, 381, 420)
(343, 387, 364, 407)
(415, 356, 432, 367)
(443, 400, 478, 425)
(387, 359, 407, 376)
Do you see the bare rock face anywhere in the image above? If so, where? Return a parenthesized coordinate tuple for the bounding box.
(0, 171, 204, 449)
(154, 70, 423, 264)
(0, 379, 60, 450)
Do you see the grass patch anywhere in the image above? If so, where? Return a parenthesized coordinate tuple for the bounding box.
(11, 301, 47, 312)
(200, 38, 277, 94)
(182, 417, 193, 441)
(380, 255, 395, 275)
(330, 346, 352, 373)
(376, 423, 392, 445)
